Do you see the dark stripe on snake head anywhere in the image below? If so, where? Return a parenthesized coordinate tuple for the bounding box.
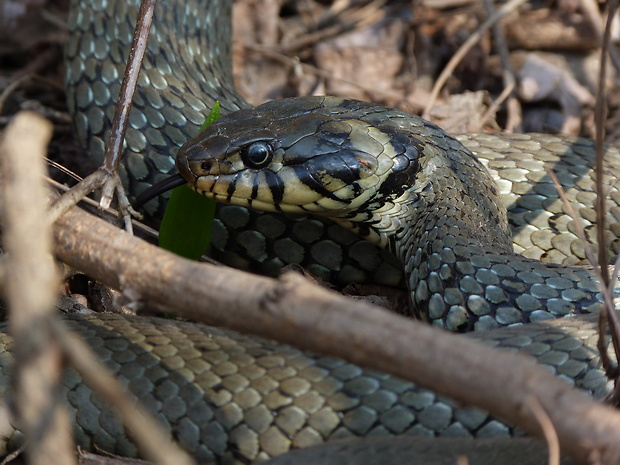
(377, 131, 423, 201)
(226, 174, 238, 202)
(264, 169, 285, 205)
(295, 153, 362, 202)
(251, 173, 260, 201)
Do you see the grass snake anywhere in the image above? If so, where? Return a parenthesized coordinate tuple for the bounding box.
(1, 0, 620, 463)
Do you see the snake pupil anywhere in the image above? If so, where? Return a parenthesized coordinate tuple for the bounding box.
(241, 141, 273, 169)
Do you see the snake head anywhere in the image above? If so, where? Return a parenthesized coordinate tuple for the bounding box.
(177, 96, 423, 223)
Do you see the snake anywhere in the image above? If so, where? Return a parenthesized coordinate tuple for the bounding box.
(0, 0, 619, 464)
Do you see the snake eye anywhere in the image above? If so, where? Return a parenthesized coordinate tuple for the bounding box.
(240, 141, 273, 169)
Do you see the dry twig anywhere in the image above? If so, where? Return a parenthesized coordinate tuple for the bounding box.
(0, 111, 74, 465)
(48, 0, 159, 231)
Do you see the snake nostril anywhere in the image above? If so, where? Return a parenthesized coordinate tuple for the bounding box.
(200, 160, 212, 173)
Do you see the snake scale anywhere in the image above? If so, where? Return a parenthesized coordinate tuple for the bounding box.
(1, 0, 620, 464)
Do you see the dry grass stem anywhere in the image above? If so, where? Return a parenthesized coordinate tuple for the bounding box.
(481, 0, 521, 132)
(479, 80, 516, 130)
(422, 0, 528, 118)
(0, 74, 32, 115)
(525, 396, 560, 465)
(245, 43, 424, 110)
(546, 167, 620, 380)
(277, 0, 386, 53)
(49, 321, 196, 465)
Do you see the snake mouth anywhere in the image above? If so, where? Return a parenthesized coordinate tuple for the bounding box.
(133, 139, 211, 209)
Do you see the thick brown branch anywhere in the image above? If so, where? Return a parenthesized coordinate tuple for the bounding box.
(52, 204, 620, 465)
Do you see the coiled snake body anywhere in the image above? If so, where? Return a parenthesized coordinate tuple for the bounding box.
(1, 0, 620, 464)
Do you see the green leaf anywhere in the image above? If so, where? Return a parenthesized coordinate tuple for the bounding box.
(159, 103, 221, 260)
(159, 184, 216, 260)
(200, 101, 220, 132)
